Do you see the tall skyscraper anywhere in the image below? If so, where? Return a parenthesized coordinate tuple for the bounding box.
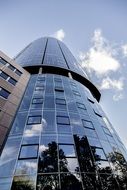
(0, 37, 127, 190)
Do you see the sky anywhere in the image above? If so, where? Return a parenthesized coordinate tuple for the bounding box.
(0, 0, 127, 147)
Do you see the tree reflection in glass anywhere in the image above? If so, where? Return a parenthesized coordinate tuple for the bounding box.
(37, 174, 59, 190)
(11, 175, 35, 190)
(38, 141, 58, 173)
(108, 151, 127, 189)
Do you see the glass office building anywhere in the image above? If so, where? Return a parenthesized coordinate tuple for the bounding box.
(0, 37, 127, 190)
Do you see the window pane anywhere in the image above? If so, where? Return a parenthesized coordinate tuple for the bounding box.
(38, 136, 58, 173)
(8, 77, 17, 85)
(91, 147, 107, 161)
(37, 174, 59, 190)
(60, 158, 79, 172)
(11, 175, 36, 190)
(0, 72, 8, 80)
(0, 88, 10, 99)
(15, 69, 22, 76)
(32, 98, 43, 104)
(82, 119, 94, 129)
(55, 87, 64, 92)
(56, 98, 66, 105)
(22, 136, 39, 145)
(57, 116, 70, 125)
(19, 145, 38, 159)
(59, 144, 75, 157)
(8, 64, 15, 71)
(27, 116, 42, 125)
(15, 159, 37, 175)
(60, 173, 83, 190)
(0, 57, 8, 65)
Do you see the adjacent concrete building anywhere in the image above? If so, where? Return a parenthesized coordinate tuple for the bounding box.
(0, 38, 127, 190)
(0, 51, 30, 154)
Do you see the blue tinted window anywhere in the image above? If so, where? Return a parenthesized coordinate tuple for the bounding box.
(19, 145, 38, 159)
(0, 57, 8, 65)
(56, 98, 66, 105)
(27, 115, 42, 124)
(82, 119, 94, 129)
(15, 69, 22, 76)
(8, 77, 17, 85)
(8, 64, 15, 71)
(0, 71, 8, 80)
(32, 98, 43, 104)
(57, 116, 70, 125)
(0, 88, 10, 99)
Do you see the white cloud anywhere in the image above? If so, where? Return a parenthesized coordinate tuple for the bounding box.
(113, 93, 124, 101)
(122, 44, 127, 57)
(81, 49, 120, 75)
(53, 29, 65, 41)
(100, 77, 124, 91)
(80, 29, 120, 76)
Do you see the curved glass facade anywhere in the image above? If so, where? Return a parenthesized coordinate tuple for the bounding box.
(0, 38, 127, 190)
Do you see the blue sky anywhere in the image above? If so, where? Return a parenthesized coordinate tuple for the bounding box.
(0, 0, 127, 147)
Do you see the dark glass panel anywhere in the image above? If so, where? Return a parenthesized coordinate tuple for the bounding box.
(87, 98, 94, 104)
(91, 147, 107, 161)
(81, 173, 100, 190)
(19, 145, 38, 159)
(11, 175, 36, 190)
(100, 174, 119, 190)
(37, 174, 59, 190)
(0, 57, 8, 65)
(0, 71, 8, 80)
(15, 159, 37, 175)
(0, 88, 10, 99)
(8, 77, 17, 85)
(15, 69, 22, 76)
(60, 173, 83, 190)
(8, 64, 15, 71)
(38, 136, 58, 173)
(97, 161, 111, 174)
(74, 135, 95, 173)
(27, 116, 42, 125)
